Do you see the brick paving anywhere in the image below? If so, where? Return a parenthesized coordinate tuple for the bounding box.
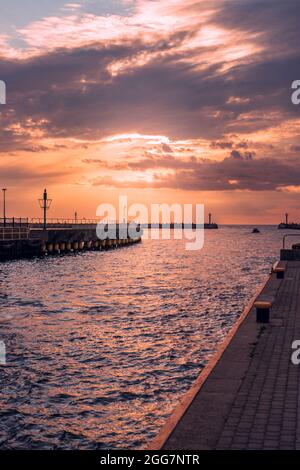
(162, 261, 300, 450)
(217, 261, 300, 450)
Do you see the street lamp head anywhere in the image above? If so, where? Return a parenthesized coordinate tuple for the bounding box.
(38, 198, 52, 209)
(38, 188, 52, 230)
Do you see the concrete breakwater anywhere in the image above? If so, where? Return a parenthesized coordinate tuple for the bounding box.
(0, 221, 142, 261)
(144, 223, 218, 230)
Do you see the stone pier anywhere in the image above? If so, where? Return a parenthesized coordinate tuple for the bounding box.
(150, 255, 300, 450)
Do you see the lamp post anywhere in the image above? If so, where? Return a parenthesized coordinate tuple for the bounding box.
(38, 189, 52, 230)
(2, 188, 7, 227)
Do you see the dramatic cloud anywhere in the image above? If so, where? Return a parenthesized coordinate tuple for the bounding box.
(1, 0, 298, 146)
(0, 0, 299, 221)
(90, 152, 300, 192)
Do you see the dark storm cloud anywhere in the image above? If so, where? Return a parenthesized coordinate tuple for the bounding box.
(1, 52, 228, 142)
(0, 0, 299, 151)
(210, 141, 233, 149)
(210, 140, 250, 150)
(0, 48, 293, 149)
(214, 0, 300, 53)
(230, 150, 254, 160)
(84, 153, 200, 171)
(1, 0, 300, 138)
(92, 153, 300, 192)
(211, 0, 300, 118)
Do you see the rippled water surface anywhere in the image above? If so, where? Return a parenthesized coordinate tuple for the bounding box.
(0, 226, 290, 448)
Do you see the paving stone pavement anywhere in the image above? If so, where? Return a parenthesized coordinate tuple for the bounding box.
(217, 261, 300, 450)
(161, 261, 300, 450)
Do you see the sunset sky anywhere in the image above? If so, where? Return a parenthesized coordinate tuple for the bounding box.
(0, 0, 299, 223)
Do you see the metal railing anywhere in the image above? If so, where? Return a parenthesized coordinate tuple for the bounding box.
(29, 218, 119, 229)
(30, 218, 100, 225)
(30, 218, 118, 224)
(282, 234, 300, 249)
(0, 217, 137, 234)
(0, 217, 29, 227)
(0, 227, 30, 241)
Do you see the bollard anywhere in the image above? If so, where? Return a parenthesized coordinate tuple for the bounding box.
(276, 269, 285, 280)
(254, 301, 271, 323)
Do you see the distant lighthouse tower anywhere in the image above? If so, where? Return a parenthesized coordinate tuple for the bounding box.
(285, 213, 289, 226)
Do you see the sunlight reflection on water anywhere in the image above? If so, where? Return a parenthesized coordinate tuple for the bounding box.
(0, 226, 289, 448)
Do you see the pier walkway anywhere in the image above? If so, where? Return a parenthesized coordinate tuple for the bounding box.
(151, 260, 300, 450)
